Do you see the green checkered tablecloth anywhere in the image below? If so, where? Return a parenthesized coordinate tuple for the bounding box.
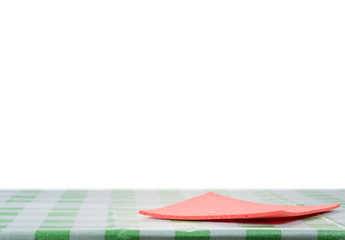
(0, 190, 344, 240)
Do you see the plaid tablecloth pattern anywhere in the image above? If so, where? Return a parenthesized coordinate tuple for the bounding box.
(0, 190, 344, 240)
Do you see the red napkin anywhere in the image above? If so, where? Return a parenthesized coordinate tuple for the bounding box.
(139, 192, 340, 220)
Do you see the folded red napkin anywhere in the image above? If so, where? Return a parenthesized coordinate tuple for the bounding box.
(139, 192, 340, 220)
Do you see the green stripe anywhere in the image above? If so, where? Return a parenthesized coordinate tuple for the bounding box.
(104, 230, 140, 240)
(175, 230, 210, 240)
(0, 208, 23, 210)
(35, 230, 70, 240)
(246, 230, 281, 240)
(317, 230, 345, 240)
(6, 200, 32, 203)
(0, 219, 12, 223)
(0, 212, 18, 216)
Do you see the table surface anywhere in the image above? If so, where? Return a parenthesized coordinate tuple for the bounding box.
(0, 190, 344, 240)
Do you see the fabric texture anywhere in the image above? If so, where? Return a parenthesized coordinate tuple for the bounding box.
(0, 190, 344, 240)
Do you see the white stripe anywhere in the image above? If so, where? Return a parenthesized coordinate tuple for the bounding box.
(210, 229, 246, 240)
(136, 190, 174, 240)
(69, 191, 110, 240)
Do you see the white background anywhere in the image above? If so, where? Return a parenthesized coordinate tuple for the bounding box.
(0, 0, 344, 189)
